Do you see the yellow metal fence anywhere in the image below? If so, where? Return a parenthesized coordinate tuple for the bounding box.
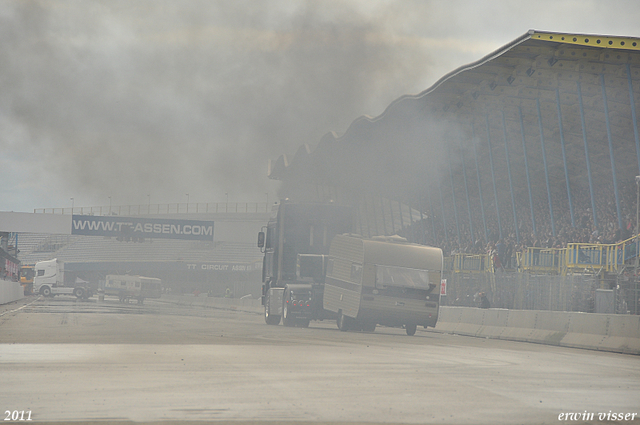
(447, 234, 640, 275)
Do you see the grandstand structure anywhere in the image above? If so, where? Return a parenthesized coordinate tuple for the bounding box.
(13, 204, 271, 297)
(267, 30, 640, 314)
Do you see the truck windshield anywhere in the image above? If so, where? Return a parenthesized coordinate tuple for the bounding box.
(375, 265, 430, 290)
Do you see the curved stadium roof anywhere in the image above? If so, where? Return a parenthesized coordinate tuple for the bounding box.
(268, 30, 640, 246)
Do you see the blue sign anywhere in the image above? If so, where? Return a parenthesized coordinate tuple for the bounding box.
(71, 215, 214, 241)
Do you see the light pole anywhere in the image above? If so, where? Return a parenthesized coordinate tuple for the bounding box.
(70, 197, 74, 214)
(225, 192, 228, 213)
(186, 193, 189, 213)
(266, 192, 269, 211)
(108, 196, 112, 215)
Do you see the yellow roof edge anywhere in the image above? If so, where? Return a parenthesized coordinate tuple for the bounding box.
(531, 30, 640, 50)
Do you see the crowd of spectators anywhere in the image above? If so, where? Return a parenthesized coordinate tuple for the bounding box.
(402, 176, 640, 259)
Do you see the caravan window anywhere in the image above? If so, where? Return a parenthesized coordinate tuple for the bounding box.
(375, 265, 430, 290)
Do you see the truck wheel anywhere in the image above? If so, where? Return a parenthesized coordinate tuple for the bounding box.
(296, 319, 310, 328)
(337, 311, 352, 332)
(41, 286, 52, 297)
(361, 322, 376, 333)
(264, 294, 281, 325)
(405, 324, 417, 336)
(74, 288, 85, 299)
(282, 301, 295, 327)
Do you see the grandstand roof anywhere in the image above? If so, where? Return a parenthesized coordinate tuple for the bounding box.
(268, 30, 640, 210)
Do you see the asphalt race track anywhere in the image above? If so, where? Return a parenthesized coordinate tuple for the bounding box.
(1, 296, 639, 425)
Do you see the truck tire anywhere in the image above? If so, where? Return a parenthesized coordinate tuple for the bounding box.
(264, 294, 281, 325)
(282, 301, 295, 327)
(361, 322, 376, 333)
(296, 319, 310, 328)
(405, 324, 417, 336)
(41, 286, 52, 297)
(74, 288, 85, 299)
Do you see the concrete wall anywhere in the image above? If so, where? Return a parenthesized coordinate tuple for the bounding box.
(0, 281, 24, 305)
(436, 306, 640, 355)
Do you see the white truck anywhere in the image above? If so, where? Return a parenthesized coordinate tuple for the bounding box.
(33, 258, 94, 299)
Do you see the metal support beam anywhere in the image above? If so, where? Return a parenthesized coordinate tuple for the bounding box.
(536, 98, 556, 237)
(485, 115, 503, 240)
(459, 140, 475, 244)
(427, 187, 437, 246)
(518, 106, 537, 237)
(371, 194, 380, 236)
(577, 81, 599, 229)
(501, 111, 519, 242)
(472, 122, 489, 243)
(627, 64, 640, 176)
(600, 74, 623, 230)
(447, 143, 462, 245)
(555, 88, 575, 228)
(389, 198, 396, 234)
(438, 180, 449, 245)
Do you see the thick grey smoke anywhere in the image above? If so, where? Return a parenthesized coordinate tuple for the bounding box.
(0, 0, 433, 209)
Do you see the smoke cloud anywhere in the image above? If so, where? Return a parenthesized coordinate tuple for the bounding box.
(0, 0, 434, 210)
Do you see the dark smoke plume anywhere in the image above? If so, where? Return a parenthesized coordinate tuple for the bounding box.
(0, 0, 433, 209)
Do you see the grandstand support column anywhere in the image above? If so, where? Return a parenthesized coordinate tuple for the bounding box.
(380, 197, 388, 235)
(362, 194, 371, 238)
(438, 179, 450, 246)
(419, 201, 427, 245)
(472, 122, 489, 243)
(555, 88, 576, 228)
(627, 64, 640, 176)
(600, 74, 623, 230)
(397, 201, 404, 234)
(502, 111, 519, 242)
(426, 187, 437, 245)
(459, 139, 475, 244)
(577, 81, 599, 229)
(408, 203, 415, 243)
(536, 98, 556, 237)
(447, 143, 462, 245)
(518, 106, 537, 237)
(485, 114, 503, 239)
(636, 175, 639, 315)
(389, 198, 396, 234)
(357, 195, 364, 237)
(370, 194, 379, 236)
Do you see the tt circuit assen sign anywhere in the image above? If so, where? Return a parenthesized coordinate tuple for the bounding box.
(71, 215, 214, 242)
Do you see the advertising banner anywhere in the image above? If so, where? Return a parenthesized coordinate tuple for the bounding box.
(71, 215, 214, 241)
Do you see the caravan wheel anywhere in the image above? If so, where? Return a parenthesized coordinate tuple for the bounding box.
(405, 324, 417, 336)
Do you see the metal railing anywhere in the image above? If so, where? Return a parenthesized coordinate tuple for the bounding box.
(446, 234, 640, 276)
(34, 202, 272, 216)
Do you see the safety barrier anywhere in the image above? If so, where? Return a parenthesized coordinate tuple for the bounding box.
(449, 234, 640, 276)
(0, 281, 24, 305)
(435, 306, 640, 355)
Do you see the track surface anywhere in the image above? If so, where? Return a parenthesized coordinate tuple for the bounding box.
(1, 296, 638, 424)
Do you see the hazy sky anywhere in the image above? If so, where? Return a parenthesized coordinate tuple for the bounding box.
(2, 0, 639, 212)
